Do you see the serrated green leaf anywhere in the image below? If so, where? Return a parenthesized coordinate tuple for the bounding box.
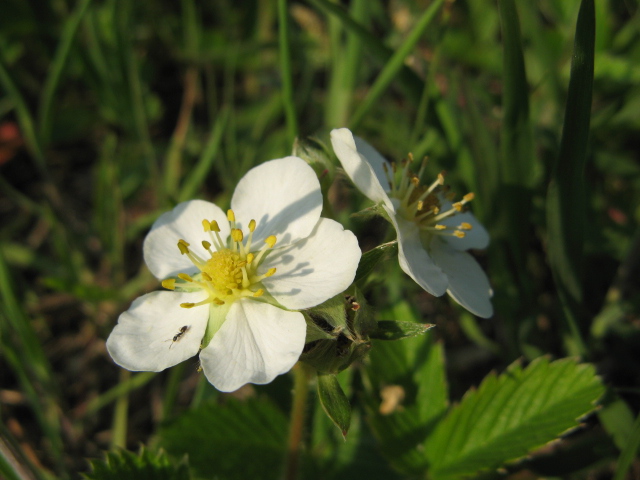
(157, 397, 288, 480)
(354, 242, 397, 284)
(317, 374, 351, 438)
(83, 448, 189, 480)
(425, 357, 605, 479)
(369, 321, 435, 341)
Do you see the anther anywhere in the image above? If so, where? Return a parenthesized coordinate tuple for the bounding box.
(435, 224, 447, 230)
(180, 303, 195, 309)
(227, 209, 235, 222)
(162, 279, 176, 290)
(213, 298, 225, 305)
(246, 253, 255, 264)
(460, 222, 472, 230)
(178, 273, 193, 282)
(232, 229, 244, 242)
(453, 230, 466, 238)
(177, 240, 190, 255)
(253, 289, 264, 297)
(265, 267, 276, 277)
(210, 220, 220, 232)
(265, 235, 277, 248)
(202, 219, 211, 232)
(249, 219, 256, 232)
(463, 193, 475, 202)
(202, 240, 211, 250)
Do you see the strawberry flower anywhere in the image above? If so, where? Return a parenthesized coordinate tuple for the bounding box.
(331, 128, 492, 317)
(107, 157, 361, 391)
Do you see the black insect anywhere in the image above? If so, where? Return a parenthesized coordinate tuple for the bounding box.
(166, 325, 189, 349)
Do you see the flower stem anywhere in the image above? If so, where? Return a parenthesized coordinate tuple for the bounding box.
(283, 363, 311, 480)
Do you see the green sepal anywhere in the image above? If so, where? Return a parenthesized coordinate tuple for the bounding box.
(354, 241, 398, 284)
(317, 373, 352, 439)
(300, 287, 374, 374)
(369, 320, 435, 341)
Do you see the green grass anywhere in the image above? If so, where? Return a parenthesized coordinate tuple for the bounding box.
(1, 1, 639, 479)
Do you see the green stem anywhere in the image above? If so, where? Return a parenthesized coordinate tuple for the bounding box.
(283, 363, 311, 480)
(111, 369, 130, 449)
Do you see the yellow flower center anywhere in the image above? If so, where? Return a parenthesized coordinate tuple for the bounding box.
(161, 210, 277, 310)
(383, 153, 474, 240)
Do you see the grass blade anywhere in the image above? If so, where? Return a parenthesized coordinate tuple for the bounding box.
(349, 0, 446, 129)
(37, 0, 92, 145)
(277, 0, 298, 143)
(546, 0, 595, 356)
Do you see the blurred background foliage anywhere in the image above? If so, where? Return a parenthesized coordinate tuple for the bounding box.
(1, 0, 639, 478)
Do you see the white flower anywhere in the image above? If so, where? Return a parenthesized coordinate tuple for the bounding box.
(106, 157, 361, 391)
(331, 128, 493, 318)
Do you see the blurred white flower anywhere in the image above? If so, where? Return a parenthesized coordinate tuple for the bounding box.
(331, 128, 492, 318)
(107, 157, 361, 391)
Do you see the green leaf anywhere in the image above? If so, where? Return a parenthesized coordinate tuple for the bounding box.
(613, 412, 640, 480)
(83, 448, 190, 480)
(157, 397, 288, 480)
(425, 357, 605, 479)
(365, 303, 448, 474)
(317, 374, 351, 438)
(546, 0, 595, 356)
(369, 320, 435, 341)
(354, 242, 397, 284)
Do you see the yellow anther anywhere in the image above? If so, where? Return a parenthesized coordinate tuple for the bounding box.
(177, 241, 190, 255)
(265, 235, 277, 248)
(417, 200, 424, 211)
(408, 152, 414, 162)
(437, 173, 445, 185)
(433, 206, 440, 214)
(460, 222, 472, 230)
(232, 229, 244, 242)
(210, 220, 220, 232)
(246, 253, 255, 264)
(180, 303, 195, 308)
(266, 267, 276, 277)
(453, 202, 464, 212)
(161, 279, 176, 290)
(213, 298, 225, 305)
(248, 219, 256, 232)
(202, 219, 211, 232)
(411, 176, 420, 186)
(453, 230, 466, 238)
(463, 192, 475, 202)
(435, 224, 447, 230)
(253, 289, 264, 297)
(202, 240, 211, 250)
(227, 209, 235, 222)
(201, 272, 212, 282)
(178, 273, 193, 282)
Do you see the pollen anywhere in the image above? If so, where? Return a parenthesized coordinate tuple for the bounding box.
(386, 151, 476, 243)
(163, 214, 280, 310)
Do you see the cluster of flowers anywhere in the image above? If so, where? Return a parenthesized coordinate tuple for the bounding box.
(107, 129, 492, 392)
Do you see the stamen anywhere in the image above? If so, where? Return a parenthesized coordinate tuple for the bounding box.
(177, 240, 190, 255)
(210, 220, 220, 232)
(232, 229, 243, 242)
(253, 289, 264, 297)
(178, 273, 193, 282)
(202, 272, 213, 282)
(180, 303, 195, 308)
(162, 279, 176, 290)
(453, 230, 466, 238)
(265, 268, 276, 277)
(459, 222, 472, 230)
(265, 235, 277, 248)
(435, 224, 447, 230)
(248, 219, 256, 232)
(246, 253, 255, 264)
(202, 219, 211, 232)
(202, 240, 212, 251)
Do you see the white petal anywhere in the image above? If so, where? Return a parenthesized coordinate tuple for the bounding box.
(387, 205, 448, 297)
(430, 240, 493, 318)
(199, 299, 305, 392)
(438, 201, 489, 251)
(262, 218, 361, 310)
(231, 157, 322, 247)
(330, 128, 394, 210)
(144, 200, 230, 279)
(106, 291, 209, 372)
